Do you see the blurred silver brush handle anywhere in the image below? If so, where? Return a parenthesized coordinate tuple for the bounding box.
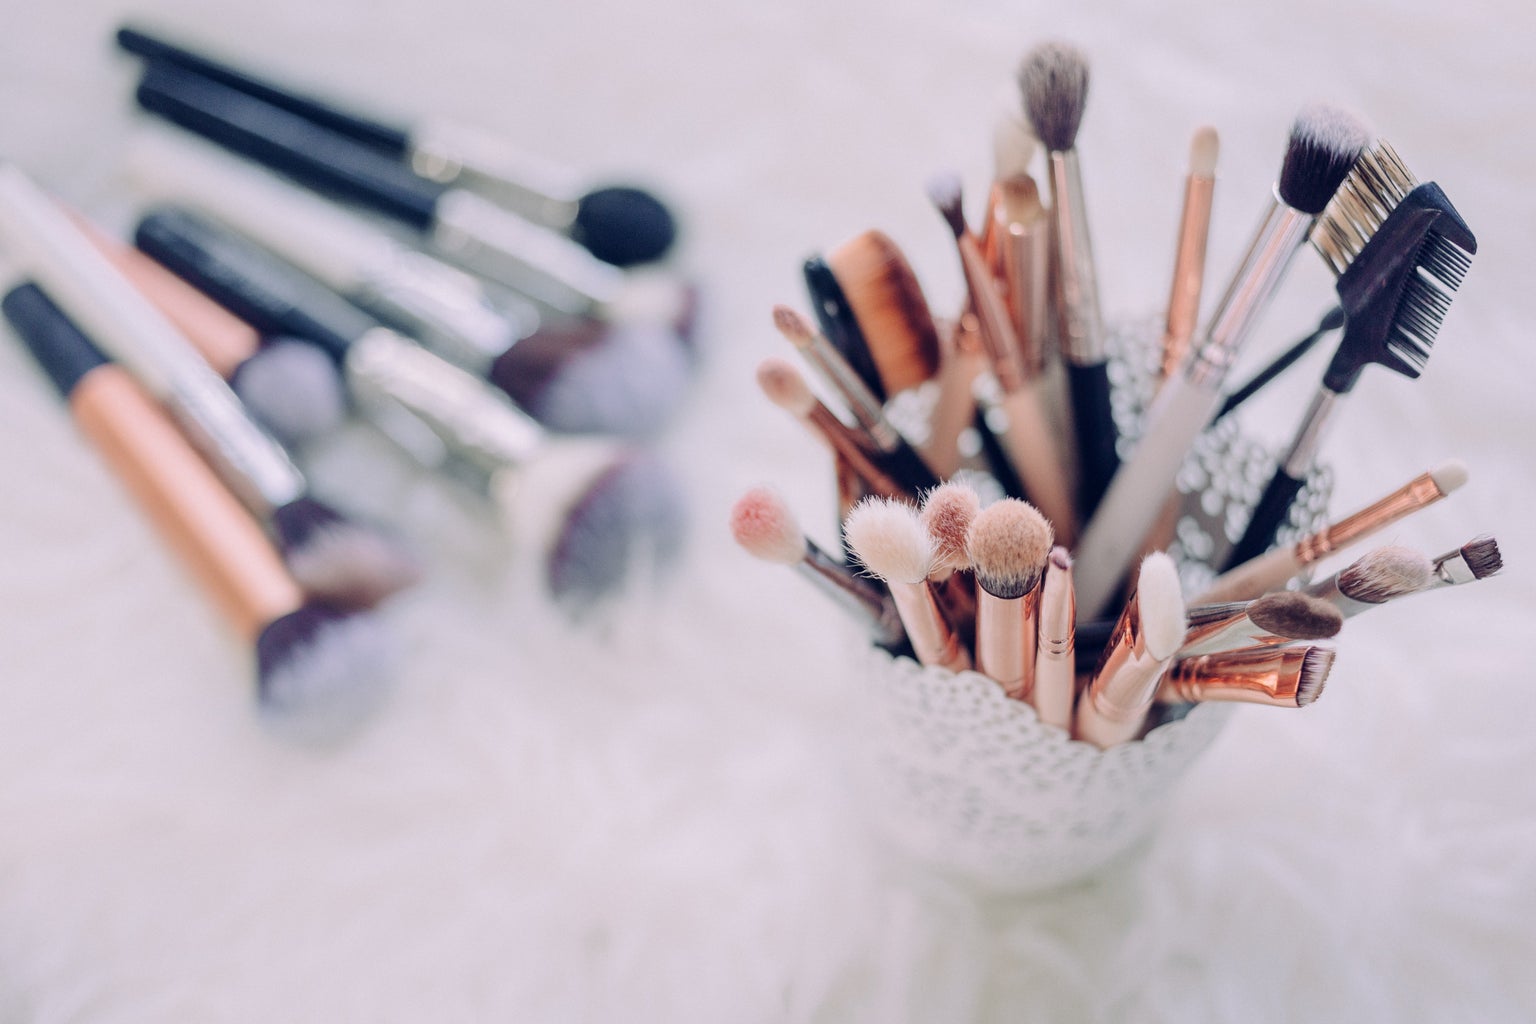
(429, 190, 623, 317)
(1301, 575, 1378, 619)
(410, 122, 582, 229)
(167, 371, 307, 515)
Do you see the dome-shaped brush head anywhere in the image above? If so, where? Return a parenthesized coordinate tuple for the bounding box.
(255, 603, 395, 743)
(229, 337, 348, 447)
(572, 185, 677, 267)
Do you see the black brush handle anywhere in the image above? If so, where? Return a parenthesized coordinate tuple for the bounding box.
(2, 283, 112, 398)
(1214, 306, 1344, 422)
(135, 207, 379, 363)
(1223, 469, 1306, 569)
(136, 63, 443, 230)
(1067, 359, 1120, 517)
(803, 257, 885, 403)
(118, 25, 413, 157)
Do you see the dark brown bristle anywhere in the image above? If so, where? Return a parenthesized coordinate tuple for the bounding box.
(1278, 104, 1370, 214)
(829, 231, 941, 393)
(1296, 647, 1336, 706)
(926, 173, 966, 238)
(1461, 535, 1503, 580)
(1017, 41, 1089, 152)
(1248, 591, 1344, 640)
(1338, 545, 1432, 604)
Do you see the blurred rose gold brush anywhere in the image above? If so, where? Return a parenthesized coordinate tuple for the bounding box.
(1158, 646, 1335, 708)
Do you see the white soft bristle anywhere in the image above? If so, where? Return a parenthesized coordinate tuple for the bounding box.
(1429, 459, 1469, 495)
(756, 357, 816, 416)
(257, 606, 395, 743)
(1189, 125, 1219, 177)
(843, 497, 931, 585)
(730, 487, 806, 566)
(1137, 552, 1187, 660)
(231, 339, 347, 447)
(993, 111, 1039, 181)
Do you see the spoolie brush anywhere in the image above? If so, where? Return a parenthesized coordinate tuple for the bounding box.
(1303, 544, 1432, 618)
(1159, 646, 1335, 708)
(967, 498, 1053, 700)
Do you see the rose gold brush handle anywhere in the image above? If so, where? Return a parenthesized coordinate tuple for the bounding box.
(888, 581, 971, 672)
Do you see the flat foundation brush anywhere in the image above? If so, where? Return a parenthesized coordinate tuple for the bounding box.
(1303, 545, 1432, 618)
(827, 231, 944, 400)
(966, 498, 1053, 700)
(1159, 646, 1335, 708)
(1072, 104, 1369, 617)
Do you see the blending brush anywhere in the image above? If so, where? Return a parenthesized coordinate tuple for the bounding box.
(1176, 591, 1342, 658)
(0, 164, 418, 608)
(1159, 126, 1219, 383)
(1158, 645, 1335, 708)
(772, 305, 939, 493)
(117, 24, 676, 266)
(928, 173, 1077, 543)
(966, 498, 1053, 700)
(1224, 177, 1477, 567)
(1017, 41, 1119, 517)
(730, 486, 906, 651)
(1303, 545, 1433, 618)
(919, 481, 981, 648)
(1072, 104, 1369, 617)
(826, 231, 944, 400)
(1198, 460, 1467, 603)
(1033, 547, 1076, 731)
(844, 497, 971, 671)
(1074, 551, 1186, 749)
(1425, 535, 1502, 591)
(3, 282, 391, 736)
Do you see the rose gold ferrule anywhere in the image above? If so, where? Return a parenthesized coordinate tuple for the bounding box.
(975, 589, 1025, 696)
(1033, 556, 1075, 731)
(957, 232, 1027, 394)
(69, 366, 305, 641)
(1159, 174, 1215, 381)
(1077, 588, 1173, 746)
(888, 580, 971, 673)
(805, 405, 907, 501)
(1293, 471, 1445, 566)
(994, 179, 1051, 377)
(1158, 646, 1312, 707)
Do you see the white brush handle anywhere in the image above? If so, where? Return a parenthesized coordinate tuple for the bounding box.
(1195, 548, 1302, 604)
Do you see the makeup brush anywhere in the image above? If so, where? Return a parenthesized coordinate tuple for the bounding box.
(1033, 547, 1076, 731)
(1214, 306, 1345, 421)
(3, 282, 391, 736)
(1198, 460, 1467, 603)
(924, 316, 989, 479)
(0, 164, 418, 609)
(1425, 535, 1503, 591)
(966, 498, 1053, 700)
(803, 254, 884, 402)
(1177, 591, 1342, 658)
(731, 487, 906, 650)
(1017, 41, 1119, 517)
(1074, 552, 1186, 748)
(132, 62, 661, 318)
(755, 357, 907, 501)
(919, 480, 981, 647)
(1303, 545, 1432, 618)
(117, 24, 677, 266)
(928, 173, 1077, 543)
(1158, 646, 1335, 708)
(1224, 179, 1476, 567)
(772, 305, 939, 493)
(826, 231, 944, 398)
(844, 497, 970, 672)
(1159, 126, 1219, 383)
(1072, 104, 1369, 617)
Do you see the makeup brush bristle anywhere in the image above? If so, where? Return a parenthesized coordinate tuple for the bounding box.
(755, 356, 816, 416)
(1137, 552, 1187, 661)
(570, 185, 677, 268)
(1050, 546, 1072, 572)
(1338, 545, 1432, 604)
(1296, 647, 1336, 706)
(1278, 103, 1370, 215)
(829, 231, 942, 394)
(1430, 459, 1469, 495)
(771, 305, 817, 349)
(1017, 41, 1090, 152)
(966, 498, 1053, 599)
(1190, 125, 1220, 177)
(1461, 535, 1503, 580)
(1310, 139, 1419, 276)
(925, 173, 967, 239)
(1247, 591, 1344, 640)
(271, 497, 422, 608)
(730, 487, 807, 566)
(920, 482, 982, 575)
(844, 497, 931, 585)
(229, 338, 348, 447)
(255, 603, 393, 740)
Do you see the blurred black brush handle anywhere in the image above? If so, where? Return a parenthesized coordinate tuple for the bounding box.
(802, 256, 885, 404)
(1067, 359, 1119, 517)
(1223, 469, 1306, 569)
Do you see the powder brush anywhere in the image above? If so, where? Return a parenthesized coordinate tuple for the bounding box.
(966, 498, 1053, 700)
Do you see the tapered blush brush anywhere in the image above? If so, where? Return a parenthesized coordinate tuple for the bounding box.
(1158, 646, 1335, 708)
(844, 497, 971, 672)
(1303, 545, 1433, 618)
(1018, 41, 1118, 517)
(1198, 460, 1467, 603)
(928, 173, 1077, 543)
(1159, 126, 1219, 383)
(1176, 591, 1342, 658)
(1072, 105, 1369, 617)
(1074, 552, 1186, 749)
(117, 24, 676, 266)
(730, 487, 906, 651)
(1033, 547, 1076, 730)
(3, 282, 392, 737)
(827, 231, 943, 401)
(966, 498, 1053, 700)
(919, 481, 981, 647)
(1426, 535, 1502, 591)
(0, 164, 418, 609)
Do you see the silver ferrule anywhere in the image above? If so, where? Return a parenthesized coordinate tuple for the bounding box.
(344, 328, 548, 485)
(1280, 387, 1344, 477)
(1046, 149, 1106, 365)
(1188, 194, 1312, 389)
(1430, 549, 1475, 589)
(430, 189, 623, 317)
(349, 249, 537, 376)
(166, 369, 306, 514)
(409, 122, 583, 230)
(798, 541, 906, 646)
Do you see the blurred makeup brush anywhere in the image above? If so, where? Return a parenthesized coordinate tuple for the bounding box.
(772, 305, 939, 493)
(924, 315, 988, 479)
(1303, 545, 1432, 618)
(731, 486, 906, 650)
(1214, 306, 1345, 421)
(1177, 591, 1342, 658)
(1033, 547, 1076, 730)
(1224, 175, 1476, 567)
(1075, 552, 1186, 749)
(0, 165, 418, 609)
(802, 255, 884, 402)
(967, 498, 1053, 700)
(844, 497, 970, 671)
(1018, 41, 1118, 517)
(928, 173, 1077, 543)
(1198, 460, 1466, 603)
(1158, 646, 1335, 708)
(1425, 535, 1502, 591)
(755, 357, 907, 501)
(117, 24, 676, 266)
(827, 231, 943, 398)
(3, 282, 391, 737)
(1159, 126, 1219, 383)
(1072, 104, 1369, 617)
(919, 481, 981, 647)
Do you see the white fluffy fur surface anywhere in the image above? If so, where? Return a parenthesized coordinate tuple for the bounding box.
(3, 0, 1536, 1019)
